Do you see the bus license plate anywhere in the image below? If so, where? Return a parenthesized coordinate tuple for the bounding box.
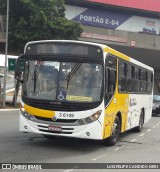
(48, 126, 62, 132)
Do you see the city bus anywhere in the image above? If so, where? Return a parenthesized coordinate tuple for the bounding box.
(16, 40, 154, 146)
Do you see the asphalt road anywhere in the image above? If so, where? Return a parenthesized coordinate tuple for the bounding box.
(0, 110, 160, 171)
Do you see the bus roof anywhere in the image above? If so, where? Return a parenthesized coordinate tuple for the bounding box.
(24, 40, 153, 71)
(104, 46, 154, 71)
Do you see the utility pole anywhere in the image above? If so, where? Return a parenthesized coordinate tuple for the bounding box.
(3, 0, 9, 107)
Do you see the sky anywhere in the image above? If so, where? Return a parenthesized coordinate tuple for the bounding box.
(0, 54, 18, 67)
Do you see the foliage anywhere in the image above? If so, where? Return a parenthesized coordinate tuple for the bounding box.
(1, 0, 83, 52)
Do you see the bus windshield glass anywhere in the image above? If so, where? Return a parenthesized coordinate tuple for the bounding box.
(23, 60, 103, 103)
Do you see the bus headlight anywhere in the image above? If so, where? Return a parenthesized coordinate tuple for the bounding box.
(78, 119, 85, 125)
(20, 105, 35, 122)
(78, 110, 102, 125)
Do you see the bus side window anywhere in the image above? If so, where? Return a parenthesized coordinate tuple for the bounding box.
(134, 66, 140, 93)
(126, 64, 133, 92)
(140, 69, 146, 93)
(151, 73, 154, 93)
(118, 60, 127, 92)
(147, 72, 153, 94)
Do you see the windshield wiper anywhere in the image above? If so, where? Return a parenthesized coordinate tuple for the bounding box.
(65, 63, 82, 89)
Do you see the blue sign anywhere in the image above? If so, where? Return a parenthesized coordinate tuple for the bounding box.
(57, 91, 66, 101)
(73, 9, 132, 29)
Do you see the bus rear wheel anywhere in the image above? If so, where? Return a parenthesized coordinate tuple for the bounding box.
(104, 116, 120, 146)
(134, 110, 144, 132)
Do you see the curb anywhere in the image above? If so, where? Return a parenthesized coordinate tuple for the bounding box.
(0, 109, 19, 111)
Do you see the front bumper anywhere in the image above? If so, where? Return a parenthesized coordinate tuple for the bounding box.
(19, 114, 103, 140)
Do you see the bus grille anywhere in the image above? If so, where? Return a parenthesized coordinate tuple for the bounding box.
(35, 116, 78, 123)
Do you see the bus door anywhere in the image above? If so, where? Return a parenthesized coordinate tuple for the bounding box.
(118, 59, 129, 131)
(105, 55, 117, 102)
(104, 55, 117, 138)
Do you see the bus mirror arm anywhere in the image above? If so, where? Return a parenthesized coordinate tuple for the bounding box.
(105, 93, 110, 100)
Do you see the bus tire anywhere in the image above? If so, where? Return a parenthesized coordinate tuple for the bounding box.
(105, 116, 120, 146)
(134, 110, 144, 132)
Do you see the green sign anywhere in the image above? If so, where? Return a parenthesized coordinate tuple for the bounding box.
(8, 58, 25, 72)
(8, 58, 16, 71)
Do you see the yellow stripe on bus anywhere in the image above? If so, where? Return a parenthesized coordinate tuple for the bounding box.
(24, 104, 55, 118)
(103, 47, 130, 61)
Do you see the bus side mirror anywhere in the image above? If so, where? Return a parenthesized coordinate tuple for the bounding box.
(15, 54, 25, 84)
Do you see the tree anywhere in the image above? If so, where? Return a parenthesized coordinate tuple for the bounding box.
(0, 0, 83, 105)
(1, 0, 83, 52)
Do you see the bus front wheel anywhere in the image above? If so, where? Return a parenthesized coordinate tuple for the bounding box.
(104, 116, 120, 146)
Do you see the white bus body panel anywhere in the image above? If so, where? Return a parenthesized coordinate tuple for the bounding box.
(126, 94, 153, 130)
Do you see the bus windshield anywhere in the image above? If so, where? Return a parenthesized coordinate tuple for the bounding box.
(23, 60, 103, 103)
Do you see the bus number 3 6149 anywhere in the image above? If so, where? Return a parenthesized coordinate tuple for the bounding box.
(59, 113, 74, 118)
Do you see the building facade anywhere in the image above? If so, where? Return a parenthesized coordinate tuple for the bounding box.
(65, 0, 160, 93)
(0, 0, 160, 93)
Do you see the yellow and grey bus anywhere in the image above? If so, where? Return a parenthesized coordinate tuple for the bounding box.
(17, 40, 154, 145)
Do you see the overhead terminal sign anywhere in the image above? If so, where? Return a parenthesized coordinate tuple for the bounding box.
(65, 5, 160, 35)
(8, 58, 25, 71)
